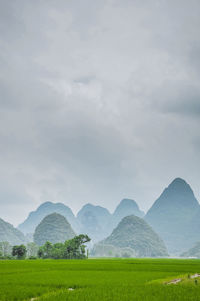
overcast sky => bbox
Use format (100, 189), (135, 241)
(0, 0), (200, 226)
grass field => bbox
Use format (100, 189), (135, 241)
(1, 258), (200, 301)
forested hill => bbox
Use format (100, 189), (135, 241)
(33, 213), (76, 246)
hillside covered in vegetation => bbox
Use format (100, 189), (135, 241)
(34, 213), (76, 246)
(93, 215), (168, 257)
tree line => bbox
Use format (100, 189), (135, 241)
(0, 234), (90, 260)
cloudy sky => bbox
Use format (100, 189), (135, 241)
(0, 0), (200, 226)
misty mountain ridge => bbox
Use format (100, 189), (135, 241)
(181, 241), (200, 258)
(0, 218), (27, 245)
(76, 199), (145, 242)
(1, 177), (200, 256)
(77, 203), (111, 242)
(145, 177), (200, 254)
(18, 201), (79, 234)
(113, 199), (144, 217)
(17, 198), (144, 243)
(111, 198), (144, 228)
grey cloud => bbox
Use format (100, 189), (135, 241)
(150, 81), (200, 117)
(0, 0), (200, 225)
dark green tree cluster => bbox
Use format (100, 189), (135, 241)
(12, 245), (27, 259)
(38, 234), (91, 259)
(0, 242), (40, 260)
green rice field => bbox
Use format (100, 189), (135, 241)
(1, 258), (200, 301)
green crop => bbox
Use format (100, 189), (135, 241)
(1, 258), (200, 301)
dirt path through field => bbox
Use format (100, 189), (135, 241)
(191, 273), (200, 279)
(166, 273), (200, 285)
(166, 278), (181, 285)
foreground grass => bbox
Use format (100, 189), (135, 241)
(0, 258), (200, 300)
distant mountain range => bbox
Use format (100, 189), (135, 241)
(17, 198), (144, 243)
(0, 177), (200, 256)
(77, 199), (145, 242)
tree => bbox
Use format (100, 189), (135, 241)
(26, 242), (39, 258)
(37, 248), (44, 258)
(37, 235), (91, 259)
(37, 241), (53, 259)
(50, 243), (64, 259)
(63, 234), (91, 259)
(12, 245), (27, 259)
(0, 242), (12, 257)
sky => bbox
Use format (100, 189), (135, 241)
(0, 0), (200, 226)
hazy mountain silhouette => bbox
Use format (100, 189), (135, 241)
(33, 213), (76, 246)
(181, 241), (200, 258)
(16, 178), (200, 253)
(77, 203), (111, 242)
(0, 218), (27, 245)
(111, 198), (144, 228)
(145, 178), (200, 254)
(18, 201), (79, 234)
